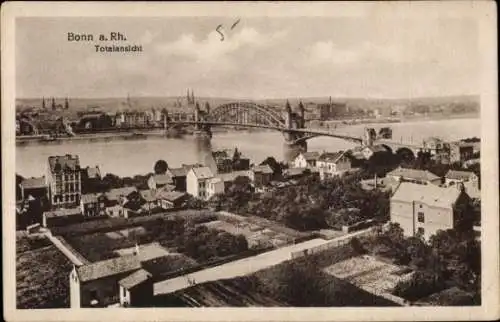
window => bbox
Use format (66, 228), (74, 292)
(417, 227), (425, 236)
(417, 212), (425, 223)
(122, 286), (127, 297)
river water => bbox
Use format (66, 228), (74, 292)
(16, 118), (480, 178)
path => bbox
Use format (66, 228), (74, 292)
(45, 232), (85, 266)
(154, 238), (328, 295)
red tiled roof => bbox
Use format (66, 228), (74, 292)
(388, 167), (440, 181)
(252, 165), (274, 174)
(318, 151), (345, 163)
(76, 255), (141, 282)
(391, 182), (463, 208)
(168, 167), (188, 177)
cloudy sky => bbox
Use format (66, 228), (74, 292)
(16, 15), (479, 99)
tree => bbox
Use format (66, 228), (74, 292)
(154, 159), (168, 175)
(260, 156), (284, 179)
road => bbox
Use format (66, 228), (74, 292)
(154, 238), (328, 295)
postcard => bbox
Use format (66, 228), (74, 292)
(2, 1), (498, 321)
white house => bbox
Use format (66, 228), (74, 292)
(206, 177), (225, 200)
(317, 151), (352, 181)
(186, 166), (215, 200)
(293, 152), (320, 168)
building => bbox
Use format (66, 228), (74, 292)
(216, 170), (253, 192)
(147, 174), (173, 191)
(445, 170), (480, 189)
(186, 166), (215, 200)
(19, 176), (48, 200)
(70, 255), (142, 308)
(46, 155), (82, 208)
(317, 151), (352, 181)
(118, 269), (154, 307)
(386, 167), (442, 186)
(449, 141), (475, 164)
(166, 164), (203, 192)
(156, 190), (188, 209)
(204, 177), (224, 199)
(293, 152), (320, 168)
(81, 166), (102, 194)
(139, 189), (159, 213)
(248, 165), (274, 187)
(390, 182), (472, 240)
(351, 145), (388, 160)
(104, 186), (138, 218)
(80, 193), (107, 217)
(42, 207), (83, 228)
(210, 149), (251, 174)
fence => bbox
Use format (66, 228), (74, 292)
(290, 227), (375, 260)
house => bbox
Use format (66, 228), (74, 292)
(390, 182), (472, 240)
(248, 165), (274, 187)
(351, 145), (388, 160)
(46, 155), (82, 208)
(156, 190), (188, 209)
(42, 207), (83, 228)
(147, 174), (173, 191)
(70, 255), (142, 308)
(81, 166), (102, 193)
(216, 170), (253, 192)
(19, 176), (48, 200)
(283, 167), (314, 180)
(118, 269), (154, 307)
(386, 167), (442, 186)
(80, 193), (107, 217)
(105, 186), (138, 205)
(444, 170), (479, 189)
(122, 191), (147, 218)
(186, 166), (214, 200)
(449, 141), (475, 164)
(317, 151), (352, 181)
(166, 165), (199, 191)
(139, 189), (159, 212)
(293, 152), (320, 168)
(206, 177), (225, 199)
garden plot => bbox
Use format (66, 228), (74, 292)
(323, 255), (414, 298)
(105, 226), (147, 239)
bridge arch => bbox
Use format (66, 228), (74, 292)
(208, 102), (285, 129)
(395, 147), (416, 162)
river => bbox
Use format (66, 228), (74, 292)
(16, 118), (480, 178)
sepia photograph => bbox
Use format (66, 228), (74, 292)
(2, 1), (498, 321)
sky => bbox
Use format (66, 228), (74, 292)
(16, 15), (479, 99)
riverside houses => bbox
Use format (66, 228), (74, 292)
(390, 182), (472, 240)
(293, 152), (320, 168)
(46, 155), (82, 208)
(80, 193), (107, 217)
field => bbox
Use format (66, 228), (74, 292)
(16, 234), (72, 309)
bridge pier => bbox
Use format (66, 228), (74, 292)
(284, 140), (307, 163)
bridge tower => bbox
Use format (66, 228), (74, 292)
(282, 100), (307, 162)
(298, 100), (305, 128)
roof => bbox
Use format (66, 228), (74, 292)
(43, 207), (82, 219)
(76, 255), (141, 283)
(86, 166), (101, 179)
(105, 186), (138, 201)
(251, 165), (274, 174)
(217, 170), (251, 182)
(212, 150), (230, 159)
(387, 167), (440, 181)
(156, 190), (187, 202)
(190, 166), (214, 179)
(140, 189), (157, 202)
(445, 170), (477, 181)
(150, 174), (173, 185)
(168, 167), (188, 177)
(118, 269), (152, 289)
(300, 151), (320, 161)
(391, 182), (463, 209)
(48, 155), (80, 173)
(20, 177), (46, 189)
(80, 193), (105, 204)
(318, 151), (345, 163)
(284, 167), (308, 177)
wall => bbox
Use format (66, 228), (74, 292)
(70, 267), (81, 308)
(185, 171), (198, 198)
(79, 271), (137, 307)
(390, 199), (415, 237)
